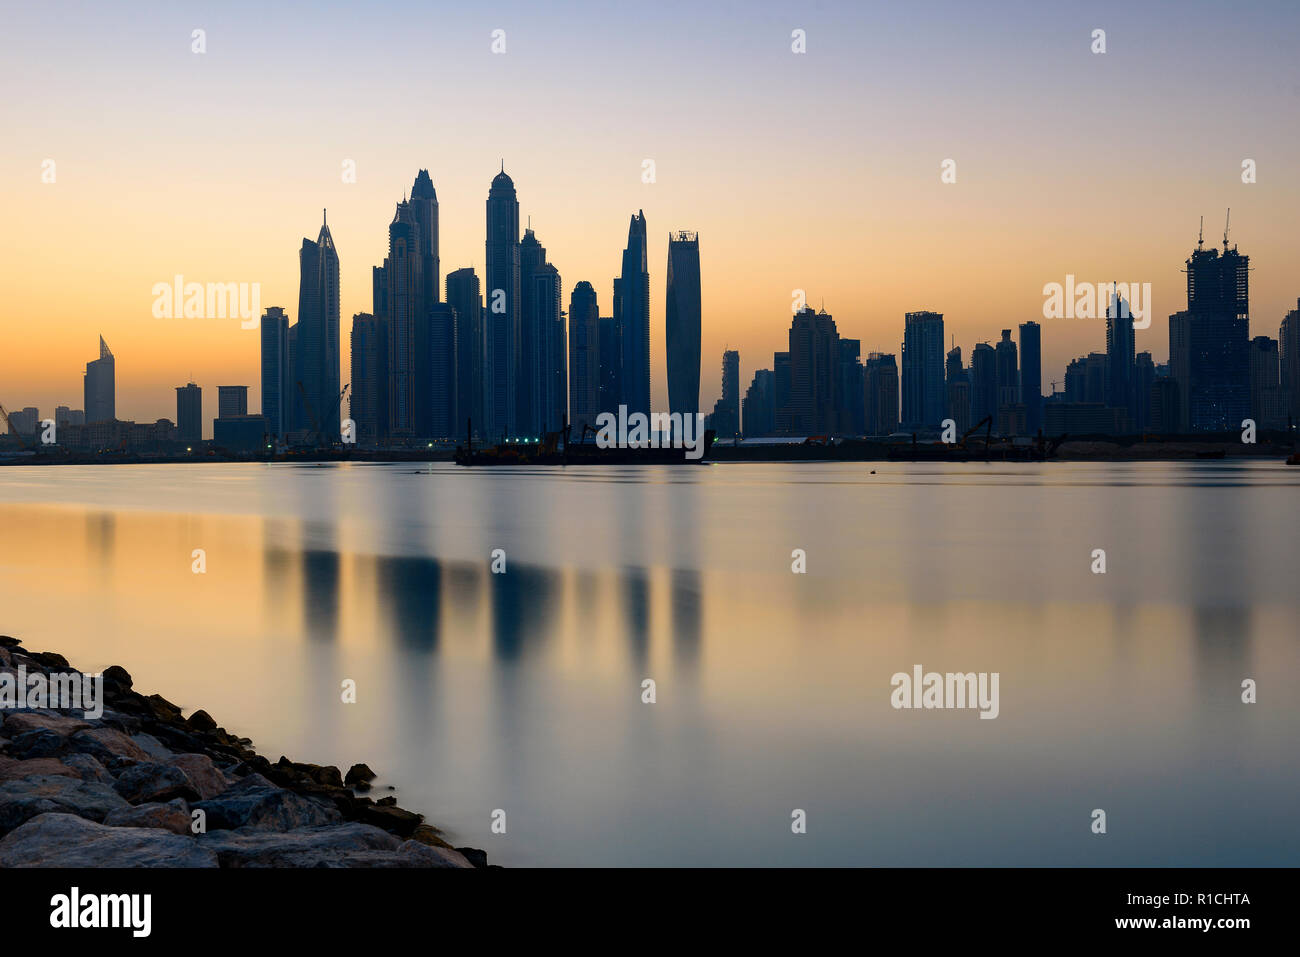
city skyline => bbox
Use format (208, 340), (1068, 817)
(4, 2), (1299, 427)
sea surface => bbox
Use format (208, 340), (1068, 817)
(0, 460), (1296, 866)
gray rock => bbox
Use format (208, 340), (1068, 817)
(200, 822), (401, 867)
(105, 799), (192, 835)
(0, 756), (79, 782)
(0, 774), (129, 833)
(193, 773), (338, 832)
(112, 762), (200, 805)
(59, 753), (116, 784)
(9, 728), (65, 759)
(68, 727), (150, 763)
(167, 753), (228, 800)
(130, 733), (173, 761)
(2, 712), (92, 737)
(0, 812), (216, 867)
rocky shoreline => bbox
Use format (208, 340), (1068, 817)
(0, 635), (488, 868)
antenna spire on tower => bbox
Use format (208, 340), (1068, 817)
(1197, 215), (1204, 249)
(1224, 208), (1231, 250)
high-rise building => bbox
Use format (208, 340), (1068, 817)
(295, 212), (340, 441)
(901, 311), (945, 429)
(617, 210), (651, 416)
(970, 341), (996, 425)
(838, 338), (865, 434)
(84, 336), (115, 424)
(1134, 351), (1155, 432)
(666, 231), (701, 418)
(384, 200), (420, 439)
(1019, 321), (1042, 434)
(864, 353), (899, 435)
(55, 407), (83, 427)
(994, 329), (1019, 409)
(176, 382), (202, 444)
(568, 282), (601, 431)
(1105, 289), (1136, 426)
(446, 268), (483, 438)
(218, 386), (248, 419)
(410, 169), (440, 309)
(1280, 299), (1300, 426)
(349, 312), (387, 446)
(945, 345), (971, 435)
(1173, 229), (1250, 431)
(598, 315), (620, 415)
(708, 349), (740, 437)
(773, 351), (792, 429)
(1248, 336), (1285, 430)
(260, 306), (290, 437)
(778, 307), (841, 435)
(742, 368), (774, 437)
(529, 263), (565, 435)
(485, 167), (521, 438)
(428, 303), (457, 439)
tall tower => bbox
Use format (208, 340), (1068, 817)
(485, 167), (521, 438)
(384, 201), (420, 439)
(446, 267), (483, 437)
(1018, 321), (1042, 434)
(409, 169), (440, 309)
(295, 211), (340, 442)
(84, 336), (115, 424)
(617, 210), (651, 416)
(518, 225), (548, 436)
(901, 311), (944, 429)
(666, 231), (701, 418)
(568, 281), (601, 431)
(260, 307), (290, 437)
(1178, 217), (1250, 431)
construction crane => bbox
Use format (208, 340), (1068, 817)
(0, 403), (36, 451)
(295, 382), (350, 448)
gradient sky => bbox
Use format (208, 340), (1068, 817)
(3, 0), (1298, 430)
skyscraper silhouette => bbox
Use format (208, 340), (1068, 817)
(446, 268), (483, 437)
(384, 200), (420, 438)
(260, 306), (290, 437)
(1018, 321), (1042, 435)
(568, 281), (600, 431)
(84, 336), (114, 424)
(617, 210), (651, 416)
(349, 312), (387, 446)
(175, 382), (201, 444)
(666, 231), (701, 418)
(486, 167), (521, 438)
(902, 311), (944, 429)
(295, 212), (340, 440)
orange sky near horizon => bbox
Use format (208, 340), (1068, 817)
(2, 1), (1298, 431)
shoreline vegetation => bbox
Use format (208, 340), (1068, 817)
(0, 434), (1295, 466)
(0, 635), (489, 868)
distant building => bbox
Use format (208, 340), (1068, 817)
(349, 312), (387, 446)
(1149, 377), (1181, 434)
(175, 383), (202, 444)
(773, 351), (791, 426)
(1105, 291), (1136, 425)
(296, 212), (341, 440)
(568, 281), (601, 432)
(970, 342), (996, 425)
(260, 306), (290, 437)
(485, 167), (521, 438)
(864, 352), (899, 435)
(598, 315), (620, 416)
(838, 338), (865, 434)
(1280, 299), (1300, 426)
(55, 406), (84, 427)
(1249, 336), (1285, 430)
(666, 231), (701, 419)
(742, 368), (775, 437)
(213, 415), (269, 453)
(616, 210), (651, 417)
(945, 346), (971, 435)
(84, 336), (115, 424)
(902, 311), (945, 429)
(708, 349), (740, 438)
(778, 308), (841, 435)
(6, 407), (39, 437)
(446, 267), (482, 437)
(1044, 403), (1128, 435)
(1134, 351), (1155, 432)
(217, 385), (248, 419)
(1019, 321), (1042, 434)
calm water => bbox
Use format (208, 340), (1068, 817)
(0, 461), (1296, 866)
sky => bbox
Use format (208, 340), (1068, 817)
(2, 0), (1298, 429)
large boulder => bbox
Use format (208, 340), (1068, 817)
(104, 799), (192, 835)
(2, 712), (92, 737)
(200, 822), (400, 867)
(167, 753), (229, 800)
(193, 773), (338, 832)
(111, 762), (200, 805)
(0, 775), (129, 833)
(0, 812), (216, 867)
(0, 756), (79, 783)
(68, 727), (150, 763)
